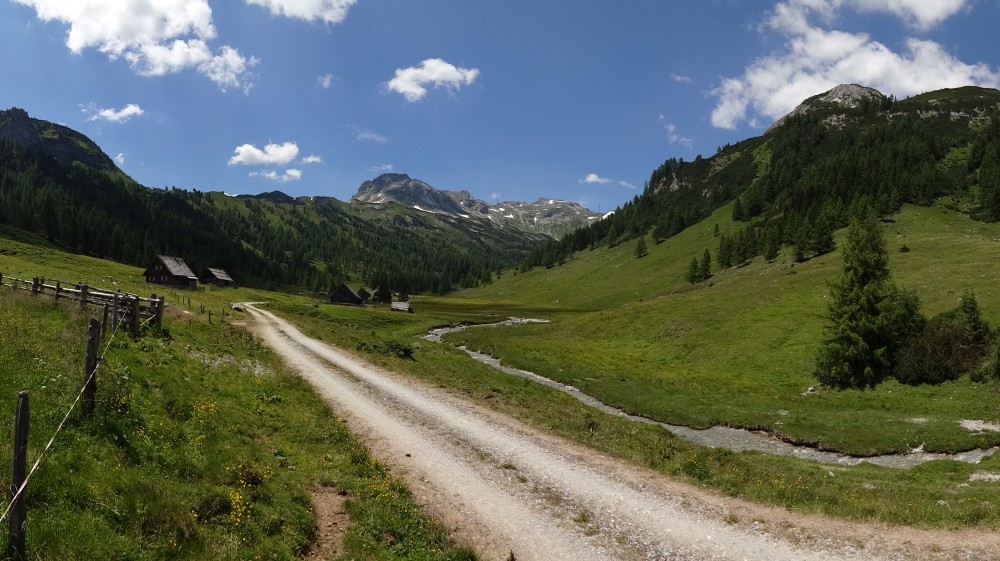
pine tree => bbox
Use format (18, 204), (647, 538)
(699, 249), (711, 280)
(686, 257), (700, 284)
(634, 235), (648, 258)
(814, 208), (923, 388)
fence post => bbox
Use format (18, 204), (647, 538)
(151, 294), (164, 329)
(0, 272), (4, 287)
(8, 390), (29, 561)
(101, 304), (110, 340)
(55, 281), (61, 300)
(82, 318), (100, 419)
(112, 291), (120, 332)
(208, 310), (212, 324)
(79, 284), (89, 308)
(129, 296), (140, 335)
(31, 278), (39, 296)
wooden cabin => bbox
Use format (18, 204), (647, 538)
(144, 255), (198, 288)
(202, 268), (236, 287)
(329, 282), (364, 306)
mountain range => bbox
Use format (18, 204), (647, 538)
(2, 83), (1000, 294)
(351, 173), (600, 238)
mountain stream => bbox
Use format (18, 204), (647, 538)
(423, 318), (999, 469)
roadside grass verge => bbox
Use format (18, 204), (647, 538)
(0, 283), (476, 559)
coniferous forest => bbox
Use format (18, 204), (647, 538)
(0, 133), (538, 295)
(521, 87), (1000, 273)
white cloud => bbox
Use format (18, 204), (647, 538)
(250, 169), (302, 182)
(82, 103), (145, 123)
(245, 0), (356, 24)
(387, 58), (480, 102)
(580, 173), (612, 185)
(660, 118), (694, 148)
(711, 0), (997, 130)
(113, 153), (126, 166)
(13, 0), (256, 91)
(301, 155), (323, 164)
(370, 163), (394, 173)
(228, 142), (300, 166)
(580, 173), (635, 189)
(351, 125), (389, 144)
(671, 74), (695, 85)
(318, 73), (336, 88)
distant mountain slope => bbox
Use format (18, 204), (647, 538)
(0, 107), (117, 171)
(522, 84), (1000, 270)
(351, 173), (601, 239)
(0, 109), (546, 294)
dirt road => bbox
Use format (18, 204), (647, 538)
(245, 304), (998, 561)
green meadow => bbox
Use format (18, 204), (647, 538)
(263, 201), (1000, 527)
(3, 198), (1000, 544)
(0, 227), (476, 560)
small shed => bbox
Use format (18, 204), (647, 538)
(390, 301), (412, 313)
(144, 255), (198, 288)
(203, 268), (236, 287)
(329, 283), (364, 306)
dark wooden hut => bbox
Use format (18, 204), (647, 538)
(144, 255), (198, 288)
(202, 268), (236, 287)
(329, 282), (364, 306)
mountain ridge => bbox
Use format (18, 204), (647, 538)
(0, 107), (118, 171)
(350, 172), (601, 238)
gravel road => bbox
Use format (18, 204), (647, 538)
(245, 304), (999, 561)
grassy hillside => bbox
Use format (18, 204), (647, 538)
(0, 229), (476, 560)
(448, 202), (1000, 455)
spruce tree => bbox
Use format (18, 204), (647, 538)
(814, 208), (923, 388)
(686, 257), (700, 284)
(699, 249), (711, 280)
(634, 235), (648, 258)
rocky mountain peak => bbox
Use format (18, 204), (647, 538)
(817, 84), (885, 106)
(350, 173), (602, 238)
(768, 84), (886, 132)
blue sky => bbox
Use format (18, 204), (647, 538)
(2, 0), (999, 213)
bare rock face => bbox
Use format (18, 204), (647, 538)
(767, 84), (886, 132)
(0, 107), (117, 171)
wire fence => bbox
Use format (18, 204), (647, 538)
(0, 283), (158, 559)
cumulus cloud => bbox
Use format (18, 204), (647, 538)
(387, 58), (480, 102)
(350, 125), (389, 144)
(250, 169), (302, 182)
(82, 103), (145, 123)
(711, 0), (999, 130)
(318, 73), (336, 88)
(245, 0), (356, 24)
(301, 155), (323, 164)
(581, 173), (612, 185)
(671, 74), (696, 85)
(13, 0), (257, 92)
(228, 142), (300, 166)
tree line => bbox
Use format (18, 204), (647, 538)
(0, 137), (533, 295)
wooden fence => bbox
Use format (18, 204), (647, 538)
(0, 274), (164, 333)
